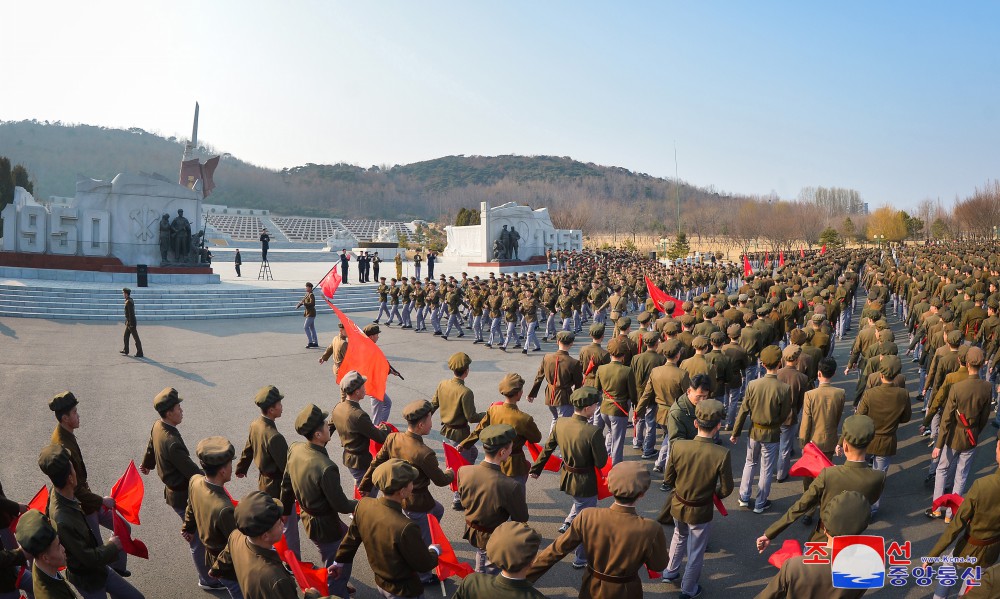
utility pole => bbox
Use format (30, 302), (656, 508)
(674, 143), (680, 235)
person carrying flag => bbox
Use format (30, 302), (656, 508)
(431, 353), (484, 510)
(578, 323), (610, 389)
(528, 331), (584, 435)
(329, 371), (389, 497)
(595, 337), (638, 465)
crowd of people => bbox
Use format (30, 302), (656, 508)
(4, 245), (1000, 598)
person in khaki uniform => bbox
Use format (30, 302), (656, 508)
(856, 357), (911, 513)
(965, 563), (1000, 599)
(679, 336), (719, 395)
(632, 331), (667, 459)
(234, 385), (299, 559)
(641, 339), (692, 473)
(458, 425), (529, 573)
(796, 357), (845, 523)
(578, 323), (610, 388)
(757, 414), (885, 550)
(318, 324), (348, 394)
(529, 331), (584, 434)
(183, 437), (242, 599)
(662, 399), (733, 599)
(731, 345), (792, 514)
(334, 459), (442, 599)
(595, 336), (637, 465)
(527, 462), (668, 599)
(139, 387), (218, 589)
(756, 491), (873, 599)
(359, 400), (454, 584)
(38, 445), (142, 599)
(453, 521), (547, 599)
(15, 509), (75, 599)
(329, 371), (388, 496)
(460, 374), (542, 488)
(431, 352), (484, 509)
(280, 405), (358, 598)
(927, 440), (1000, 599)
(775, 345), (809, 482)
(721, 323), (750, 431)
(528, 387), (607, 568)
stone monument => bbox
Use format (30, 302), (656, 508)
(373, 225), (399, 244)
(444, 201), (582, 265)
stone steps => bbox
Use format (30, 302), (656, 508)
(0, 284), (378, 321)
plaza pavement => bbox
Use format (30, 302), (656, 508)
(0, 289), (990, 598)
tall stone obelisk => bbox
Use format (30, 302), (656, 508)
(181, 102), (199, 164)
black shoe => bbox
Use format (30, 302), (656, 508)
(197, 581), (225, 591)
(442, 336), (448, 341)
(753, 500), (772, 514)
(119, 350), (129, 355)
(680, 585), (704, 599)
(925, 508), (944, 519)
(775, 476), (788, 484)
(484, 344), (493, 348)
(533, 347), (542, 351)
(522, 349), (528, 354)
(134, 353), (144, 358)
(642, 452), (658, 460)
(422, 574), (440, 585)
(433, 331), (441, 336)
(457, 334), (465, 338)
(802, 514), (813, 526)
(660, 482), (670, 492)
(500, 347), (507, 352)
(452, 499), (464, 511)
(542, 337), (549, 342)
(473, 340), (481, 344)
(112, 568), (131, 578)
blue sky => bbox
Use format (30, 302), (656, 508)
(6, 1), (1000, 210)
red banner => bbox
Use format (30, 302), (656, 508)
(110, 461), (144, 525)
(768, 539), (802, 569)
(645, 276), (684, 316)
(442, 444), (471, 492)
(368, 422), (399, 458)
(112, 512), (148, 559)
(318, 265), (342, 301)
(284, 549), (329, 595)
(788, 442), (834, 478)
(328, 304), (391, 402)
(8, 487), (47, 533)
(743, 255), (753, 278)
(526, 441), (562, 473)
(428, 514), (474, 580)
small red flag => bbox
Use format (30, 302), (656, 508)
(646, 567), (662, 579)
(428, 515), (474, 580)
(932, 493), (964, 514)
(820, 244), (827, 255)
(764, 251), (770, 267)
(110, 461), (144, 525)
(713, 494), (728, 516)
(8, 487), (47, 533)
(273, 533), (289, 558)
(743, 255), (753, 278)
(526, 441), (563, 473)
(645, 276), (684, 316)
(112, 512), (148, 559)
(328, 304), (391, 402)
(768, 539), (803, 569)
(353, 486), (362, 500)
(318, 265), (342, 301)
(788, 442), (834, 478)
(284, 549), (329, 595)
(779, 251), (785, 267)
(800, 248), (805, 258)
(368, 422), (398, 458)
(442, 444), (471, 492)
(595, 458), (613, 500)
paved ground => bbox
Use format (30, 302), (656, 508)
(0, 290), (991, 598)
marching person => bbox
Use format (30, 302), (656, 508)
(578, 323), (610, 388)
(329, 371), (388, 496)
(120, 288), (143, 358)
(431, 353), (484, 510)
(14, 509), (71, 599)
(318, 323), (348, 394)
(595, 337), (637, 465)
(641, 339), (692, 474)
(796, 357), (846, 523)
(296, 282), (319, 349)
(234, 248), (241, 277)
(529, 331), (584, 435)
(855, 355), (911, 514)
(453, 521), (547, 599)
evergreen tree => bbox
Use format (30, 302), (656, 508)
(819, 227), (842, 248)
(668, 232), (690, 260)
(11, 164), (33, 195)
(0, 157), (12, 232)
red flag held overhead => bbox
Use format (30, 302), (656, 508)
(428, 515), (474, 580)
(110, 461), (145, 525)
(318, 265), (342, 301)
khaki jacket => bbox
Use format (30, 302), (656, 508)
(938, 376), (993, 452)
(596, 361), (637, 417)
(48, 490), (119, 592)
(234, 416), (289, 497)
(639, 362), (691, 426)
(458, 462), (528, 549)
(732, 374), (792, 443)
(359, 432), (453, 513)
(856, 385), (911, 456)
(758, 556), (867, 599)
(798, 383), (845, 453)
(182, 476), (237, 569)
(329, 400), (387, 471)
(528, 415), (607, 498)
(431, 378), (484, 443)
(223, 530), (322, 599)
(51, 426), (103, 515)
(140, 420), (203, 510)
(280, 442), (356, 543)
(459, 403), (541, 478)
(578, 343), (610, 387)
(454, 574), (546, 599)
(664, 436), (734, 525)
(529, 350), (583, 407)
(929, 470), (1000, 565)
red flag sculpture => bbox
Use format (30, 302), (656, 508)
(442, 444), (471, 492)
(428, 515), (474, 580)
(8, 487), (47, 533)
(284, 550), (329, 595)
(768, 539), (803, 569)
(743, 255), (753, 278)
(318, 265), (342, 301)
(368, 422), (399, 458)
(112, 512), (149, 559)
(110, 461), (144, 525)
(329, 305), (391, 402)
(526, 442), (563, 473)
(932, 493), (964, 514)
(788, 442), (834, 478)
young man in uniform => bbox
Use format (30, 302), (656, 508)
(595, 337), (638, 465)
(121, 287), (143, 358)
(431, 353), (484, 510)
(453, 521), (547, 599)
(14, 510), (73, 599)
(578, 323), (610, 389)
(529, 331), (584, 435)
(856, 356), (911, 514)
(329, 371), (388, 496)
(641, 339), (692, 474)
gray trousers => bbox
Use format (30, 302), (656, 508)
(935, 446), (975, 518)
(488, 316), (503, 345)
(739, 439), (778, 510)
(776, 424), (797, 479)
(655, 425), (672, 470)
(546, 313), (557, 338)
(724, 385), (742, 430)
(503, 321), (517, 349)
(370, 394), (392, 427)
(600, 414), (629, 465)
(472, 315), (483, 340)
(564, 495), (597, 563)
(634, 405), (658, 455)
(474, 547), (499, 574)
(444, 313), (462, 337)
(375, 301), (390, 322)
(523, 321), (540, 350)
(75, 567), (144, 599)
(315, 536), (353, 599)
(548, 404), (574, 436)
(87, 509), (127, 573)
(666, 520), (713, 596)
(872, 455), (891, 512)
(415, 306), (426, 330)
(404, 501), (445, 583)
(401, 301), (413, 327)
(304, 316), (318, 345)
(171, 506), (216, 586)
(387, 304), (401, 324)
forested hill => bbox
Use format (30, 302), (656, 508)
(0, 120), (749, 230)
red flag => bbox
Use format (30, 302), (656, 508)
(8, 487), (47, 533)
(779, 251), (785, 267)
(353, 486), (362, 500)
(224, 488), (239, 507)
(318, 265), (342, 301)
(368, 422), (399, 458)
(428, 515), (474, 580)
(273, 534), (289, 558)
(112, 512), (148, 559)
(799, 248), (805, 258)
(764, 251), (770, 267)
(595, 458), (613, 500)
(646, 567), (662, 579)
(820, 244), (827, 255)
(932, 493), (964, 514)
(743, 255), (753, 278)
(768, 539), (803, 569)
(788, 442), (834, 478)
(442, 444), (471, 492)
(284, 549), (329, 595)
(328, 304), (391, 402)
(526, 441), (563, 473)
(713, 494), (728, 516)
(644, 276), (684, 316)
(110, 461), (144, 525)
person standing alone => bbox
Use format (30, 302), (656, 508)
(297, 282), (318, 348)
(120, 287), (143, 358)
(234, 249), (242, 277)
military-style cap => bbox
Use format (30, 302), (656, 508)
(782, 344), (801, 361)
(570, 386), (601, 408)
(154, 387), (183, 413)
(841, 414), (875, 448)
(372, 458), (419, 494)
(877, 355), (902, 379)
(363, 323), (381, 337)
(709, 331), (727, 346)
(663, 301), (676, 313)
(589, 323), (606, 338)
(957, 344), (970, 364)
(642, 331), (661, 346)
(15, 510), (57, 556)
(966, 346), (985, 368)
(930, 296), (943, 308)
(486, 522), (541, 572)
(448, 352), (472, 371)
(727, 324), (742, 338)
(811, 313), (825, 322)
(234, 491), (283, 537)
(637, 311), (652, 324)
(48, 391), (78, 413)
(606, 462), (650, 498)
(481, 424), (516, 453)
(821, 491), (872, 536)
(403, 399), (433, 423)
(663, 321), (681, 335)
(556, 331), (575, 344)
(691, 336), (710, 350)
(760, 345), (782, 368)
(661, 338), (684, 357)
(617, 316), (632, 330)
(607, 337), (628, 357)
(254, 385), (284, 409)
(294, 404), (328, 437)
(738, 293), (749, 302)
(680, 315), (696, 327)
(38, 444), (72, 481)
(695, 398), (725, 424)
(498, 373), (525, 395)
(196, 436), (235, 466)
(946, 330), (962, 346)
(789, 329), (807, 345)
(340, 371), (367, 395)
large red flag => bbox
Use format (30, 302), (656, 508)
(428, 515), (474, 580)
(768, 539), (803, 569)
(764, 251), (770, 268)
(525, 442), (563, 473)
(328, 304), (390, 402)
(284, 550), (329, 595)
(820, 244), (827, 255)
(368, 422), (399, 458)
(644, 276), (684, 316)
(318, 265), (342, 301)
(788, 442), (834, 478)
(779, 251), (785, 267)
(8, 487), (47, 533)
(110, 461), (144, 525)
(743, 255), (753, 278)
(442, 444), (471, 492)
(112, 512), (148, 559)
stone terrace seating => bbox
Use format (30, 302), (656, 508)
(204, 215), (264, 241)
(341, 220), (421, 242)
(271, 217), (344, 242)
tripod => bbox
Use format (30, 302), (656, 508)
(258, 259), (273, 281)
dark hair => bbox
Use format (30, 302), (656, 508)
(818, 357), (837, 379)
(202, 463), (225, 477)
(55, 409), (72, 422)
(453, 366), (469, 377)
(49, 466), (71, 489)
(485, 441), (513, 458)
(156, 407), (172, 418)
(305, 282), (313, 289)
(613, 494), (640, 504)
(690, 374), (713, 393)
(122, 287), (131, 296)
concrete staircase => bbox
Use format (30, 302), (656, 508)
(0, 283), (380, 321)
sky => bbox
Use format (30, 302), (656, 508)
(6, 1), (1000, 210)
